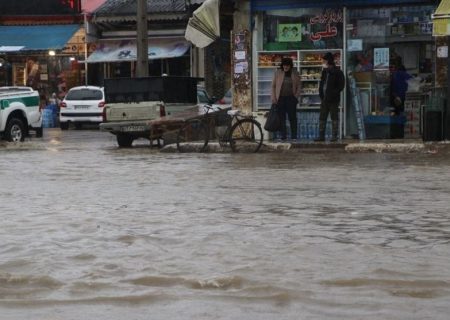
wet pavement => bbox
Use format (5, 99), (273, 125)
(1, 128), (450, 320)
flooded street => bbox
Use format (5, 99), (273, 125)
(1, 129), (450, 319)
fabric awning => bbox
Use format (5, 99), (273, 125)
(433, 0), (450, 36)
(86, 37), (190, 63)
(185, 0), (220, 48)
(0, 25), (80, 52)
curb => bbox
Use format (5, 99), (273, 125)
(160, 141), (445, 153)
(345, 143), (426, 153)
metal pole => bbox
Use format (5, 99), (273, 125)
(84, 13), (88, 85)
(136, 0), (149, 77)
(342, 6), (347, 139)
(446, 35), (450, 139)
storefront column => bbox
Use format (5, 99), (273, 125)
(444, 35), (450, 140)
(343, 6), (348, 138)
(233, 0), (252, 114)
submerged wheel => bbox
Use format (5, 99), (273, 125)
(116, 133), (134, 148)
(5, 118), (25, 142)
(176, 119), (208, 153)
(60, 122), (69, 130)
(229, 119), (263, 153)
(35, 126), (43, 138)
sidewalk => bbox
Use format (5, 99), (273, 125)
(162, 138), (450, 153)
(274, 138), (449, 153)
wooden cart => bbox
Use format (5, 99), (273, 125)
(145, 105), (229, 147)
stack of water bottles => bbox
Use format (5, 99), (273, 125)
(298, 111), (332, 140)
(41, 103), (59, 128)
(273, 111), (331, 141)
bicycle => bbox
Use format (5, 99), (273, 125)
(176, 105), (263, 153)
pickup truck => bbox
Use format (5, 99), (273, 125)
(0, 86), (43, 142)
(100, 76), (201, 147)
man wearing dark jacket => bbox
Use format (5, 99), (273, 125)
(315, 52), (345, 142)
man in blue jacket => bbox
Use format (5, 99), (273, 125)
(391, 64), (412, 115)
(315, 52), (345, 142)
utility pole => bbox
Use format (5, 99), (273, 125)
(83, 12), (88, 84)
(233, 1), (252, 114)
(136, 0), (149, 77)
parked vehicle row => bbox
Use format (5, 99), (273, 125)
(1, 82), (228, 145)
(57, 85), (218, 130)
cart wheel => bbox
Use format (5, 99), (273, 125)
(150, 137), (164, 148)
(176, 119), (208, 153)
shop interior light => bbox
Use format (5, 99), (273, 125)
(48, 50), (56, 56)
(69, 57), (76, 61)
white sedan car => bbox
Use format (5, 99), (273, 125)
(59, 86), (105, 130)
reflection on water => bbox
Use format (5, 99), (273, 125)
(1, 130), (450, 319)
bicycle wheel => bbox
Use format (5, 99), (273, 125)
(215, 113), (232, 148)
(229, 118), (263, 153)
(218, 126), (231, 148)
(176, 119), (209, 152)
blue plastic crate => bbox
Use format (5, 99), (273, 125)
(364, 115), (406, 139)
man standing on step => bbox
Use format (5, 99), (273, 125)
(315, 52), (345, 142)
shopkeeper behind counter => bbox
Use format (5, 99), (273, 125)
(391, 64), (412, 115)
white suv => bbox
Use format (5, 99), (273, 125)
(59, 86), (105, 130)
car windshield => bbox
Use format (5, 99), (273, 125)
(66, 89), (102, 101)
(197, 89), (210, 103)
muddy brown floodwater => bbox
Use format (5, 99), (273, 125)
(1, 129), (449, 320)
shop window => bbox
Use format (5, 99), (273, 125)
(346, 5), (436, 139)
(113, 62), (131, 78)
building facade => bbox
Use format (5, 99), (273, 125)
(0, 1), (86, 102)
(250, 0), (440, 140)
(86, 0), (234, 100)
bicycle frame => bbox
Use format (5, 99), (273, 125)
(177, 104), (263, 153)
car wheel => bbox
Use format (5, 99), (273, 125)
(35, 126), (43, 138)
(60, 122), (69, 130)
(117, 134), (134, 147)
(5, 118), (25, 142)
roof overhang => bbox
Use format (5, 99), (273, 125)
(0, 24), (81, 52)
(101, 29), (186, 40)
(92, 12), (187, 23)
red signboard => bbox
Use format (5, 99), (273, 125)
(0, 0), (81, 14)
